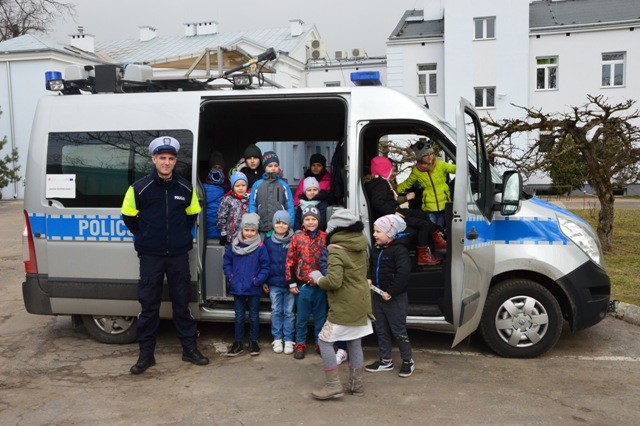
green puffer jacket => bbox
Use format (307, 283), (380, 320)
(397, 160), (456, 213)
(317, 230), (372, 326)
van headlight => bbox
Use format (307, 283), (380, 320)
(558, 217), (602, 266)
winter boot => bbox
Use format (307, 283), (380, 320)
(311, 369), (344, 400)
(432, 230), (447, 250)
(344, 367), (364, 396)
(417, 245), (439, 266)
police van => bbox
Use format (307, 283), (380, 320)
(22, 65), (610, 358)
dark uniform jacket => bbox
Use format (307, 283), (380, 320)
(121, 169), (201, 256)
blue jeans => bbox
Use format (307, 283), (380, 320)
(269, 286), (295, 342)
(233, 295), (260, 342)
(295, 284), (327, 345)
(428, 211), (445, 228)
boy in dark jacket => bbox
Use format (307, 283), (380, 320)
(365, 214), (415, 378)
(223, 213), (270, 357)
(263, 210), (296, 355)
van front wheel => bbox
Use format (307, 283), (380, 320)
(480, 279), (563, 358)
(81, 315), (137, 344)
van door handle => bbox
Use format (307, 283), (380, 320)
(467, 227), (479, 240)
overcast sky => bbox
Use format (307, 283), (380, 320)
(51, 0), (433, 57)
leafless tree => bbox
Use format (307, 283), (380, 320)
(483, 95), (640, 251)
(0, 0), (75, 41)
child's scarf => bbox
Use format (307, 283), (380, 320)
(231, 233), (261, 255)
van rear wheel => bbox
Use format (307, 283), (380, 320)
(81, 315), (137, 344)
(480, 279), (562, 358)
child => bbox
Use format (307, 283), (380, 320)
(223, 213), (270, 357)
(239, 144), (265, 189)
(294, 176), (329, 231)
(249, 151), (295, 234)
(285, 206), (327, 360)
(293, 153), (331, 206)
(397, 138), (456, 229)
(308, 208), (373, 400)
(318, 244), (348, 366)
(203, 151), (227, 239)
(262, 210), (296, 355)
(217, 171), (249, 245)
(365, 214), (415, 378)
(365, 156), (440, 265)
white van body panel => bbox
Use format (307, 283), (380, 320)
(21, 85), (610, 356)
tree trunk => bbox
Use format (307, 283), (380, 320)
(596, 189), (614, 252)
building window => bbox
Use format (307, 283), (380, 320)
(474, 87), (495, 108)
(417, 63), (437, 95)
(536, 57), (558, 90)
(474, 17), (495, 40)
(324, 81), (340, 87)
(602, 52), (625, 87)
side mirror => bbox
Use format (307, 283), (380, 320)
(500, 171), (522, 216)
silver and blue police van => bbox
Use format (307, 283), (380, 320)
(22, 66), (610, 358)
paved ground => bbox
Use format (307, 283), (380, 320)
(2, 200), (640, 425)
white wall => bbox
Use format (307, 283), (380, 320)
(443, 0), (530, 123)
(305, 61), (387, 88)
(387, 40), (445, 115)
(530, 27), (640, 112)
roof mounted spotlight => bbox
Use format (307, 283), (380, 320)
(232, 73), (252, 89)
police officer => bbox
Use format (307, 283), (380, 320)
(121, 136), (209, 374)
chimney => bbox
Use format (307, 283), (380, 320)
(196, 21), (219, 36)
(69, 26), (95, 53)
(289, 19), (304, 37)
(139, 26), (158, 42)
(184, 22), (196, 37)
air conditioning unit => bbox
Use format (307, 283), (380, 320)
(351, 48), (367, 59)
(335, 50), (349, 60)
(309, 39), (327, 60)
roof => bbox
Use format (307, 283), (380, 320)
(96, 24), (316, 64)
(388, 10), (444, 41)
(389, 1), (640, 42)
(530, 0), (640, 29)
(0, 34), (101, 61)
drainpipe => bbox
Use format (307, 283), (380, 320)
(4, 61), (19, 198)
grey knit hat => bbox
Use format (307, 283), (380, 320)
(326, 208), (357, 234)
(240, 213), (260, 230)
(272, 210), (290, 226)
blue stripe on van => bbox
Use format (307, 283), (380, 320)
(28, 213), (133, 241)
(466, 215), (568, 247)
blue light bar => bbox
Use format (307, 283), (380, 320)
(350, 71), (381, 86)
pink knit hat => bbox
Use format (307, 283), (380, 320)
(374, 214), (407, 239)
(370, 156), (393, 180)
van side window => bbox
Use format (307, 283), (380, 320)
(46, 130), (193, 207)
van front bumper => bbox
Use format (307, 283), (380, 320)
(557, 260), (610, 331)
